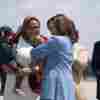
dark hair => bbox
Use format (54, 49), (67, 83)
(47, 14), (65, 32)
(55, 14), (65, 17)
(0, 25), (13, 37)
(71, 21), (79, 43)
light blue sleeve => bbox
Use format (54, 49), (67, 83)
(31, 38), (54, 59)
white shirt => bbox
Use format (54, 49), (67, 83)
(16, 37), (33, 67)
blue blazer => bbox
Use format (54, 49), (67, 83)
(31, 36), (75, 100)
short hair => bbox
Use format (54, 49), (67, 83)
(0, 25), (13, 36)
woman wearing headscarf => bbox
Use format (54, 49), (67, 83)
(31, 14), (76, 100)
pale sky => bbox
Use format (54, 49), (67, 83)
(0, 0), (100, 58)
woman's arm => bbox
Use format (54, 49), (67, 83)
(31, 38), (55, 59)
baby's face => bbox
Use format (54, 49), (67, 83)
(48, 21), (57, 34)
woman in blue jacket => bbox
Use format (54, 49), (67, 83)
(31, 14), (76, 100)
